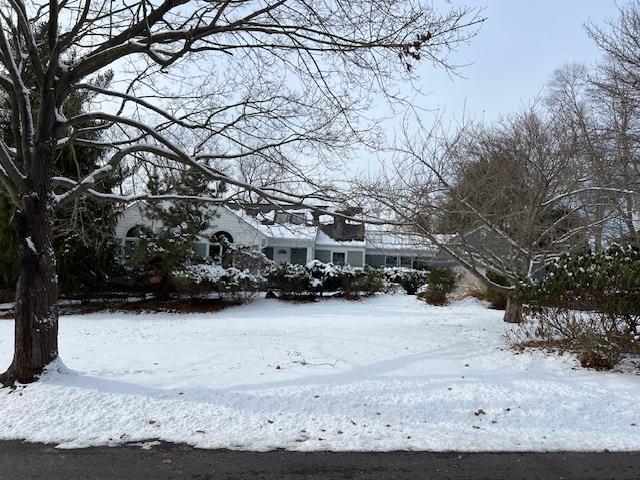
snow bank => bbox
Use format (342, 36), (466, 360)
(0, 295), (638, 451)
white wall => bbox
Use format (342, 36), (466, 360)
(114, 203), (160, 238)
(114, 204), (267, 247)
(202, 208), (266, 247)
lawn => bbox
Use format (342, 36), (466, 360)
(0, 294), (638, 451)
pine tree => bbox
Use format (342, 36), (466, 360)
(0, 25), (121, 295)
(131, 169), (220, 297)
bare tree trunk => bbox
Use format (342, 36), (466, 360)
(503, 295), (523, 324)
(0, 194), (59, 386)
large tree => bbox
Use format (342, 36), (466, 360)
(0, 69), (122, 295)
(361, 107), (598, 323)
(0, 1), (481, 385)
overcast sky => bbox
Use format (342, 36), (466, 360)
(415, 0), (626, 123)
(351, 0), (628, 175)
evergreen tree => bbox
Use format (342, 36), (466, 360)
(131, 168), (221, 297)
(0, 24), (121, 294)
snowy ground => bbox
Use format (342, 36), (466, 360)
(0, 294), (639, 451)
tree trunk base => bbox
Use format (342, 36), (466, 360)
(0, 371), (14, 388)
(503, 296), (524, 323)
(0, 367), (22, 388)
(1, 364), (39, 387)
(1, 356), (59, 387)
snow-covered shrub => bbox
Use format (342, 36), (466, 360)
(171, 263), (264, 303)
(418, 268), (456, 305)
(266, 261), (384, 298)
(383, 267), (429, 295)
(221, 245), (273, 272)
(514, 245), (640, 369)
(334, 264), (385, 297)
(265, 263), (315, 297)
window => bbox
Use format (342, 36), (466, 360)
(315, 249), (331, 263)
(289, 213), (305, 225)
(123, 225), (145, 256)
(193, 243), (207, 258)
(347, 251), (364, 267)
(209, 231), (234, 260)
(274, 212), (289, 224)
(365, 254), (385, 267)
(125, 225), (145, 238)
(385, 256), (399, 267)
(332, 252), (346, 265)
(274, 212), (305, 225)
(413, 258), (431, 270)
(400, 256), (413, 268)
(290, 248), (308, 265)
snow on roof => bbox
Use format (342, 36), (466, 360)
(230, 207), (317, 240)
(365, 229), (441, 255)
(315, 230), (366, 248)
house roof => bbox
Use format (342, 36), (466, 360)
(364, 229), (443, 256)
(230, 207), (318, 240)
(315, 230), (366, 248)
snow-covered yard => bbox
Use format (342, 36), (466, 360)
(0, 294), (638, 451)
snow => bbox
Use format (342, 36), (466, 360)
(0, 294), (639, 451)
(231, 207), (318, 240)
(315, 230), (366, 247)
(25, 236), (36, 253)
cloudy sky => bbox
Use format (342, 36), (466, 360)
(415, 0), (625, 123)
(350, 0), (629, 175)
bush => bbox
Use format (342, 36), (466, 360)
(265, 263), (316, 297)
(513, 245), (640, 370)
(383, 267), (429, 295)
(221, 245), (272, 272)
(266, 261), (385, 299)
(171, 263), (264, 304)
(419, 268), (456, 305)
(509, 307), (639, 370)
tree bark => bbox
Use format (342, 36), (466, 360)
(503, 295), (523, 324)
(0, 195), (59, 386)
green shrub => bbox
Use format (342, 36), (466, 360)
(265, 263), (315, 297)
(383, 267), (430, 295)
(171, 263), (264, 304)
(420, 268), (456, 305)
(513, 245), (640, 370)
(266, 261), (385, 298)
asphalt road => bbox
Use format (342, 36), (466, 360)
(1, 441), (639, 480)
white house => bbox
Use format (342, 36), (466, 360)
(114, 202), (444, 268)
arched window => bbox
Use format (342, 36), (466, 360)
(126, 225), (146, 238)
(209, 231), (234, 259)
(123, 225), (146, 255)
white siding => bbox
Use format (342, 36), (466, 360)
(114, 203), (162, 238)
(114, 204), (267, 248)
(202, 208), (266, 247)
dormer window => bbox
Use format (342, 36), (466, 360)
(274, 212), (289, 224)
(274, 212), (306, 225)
